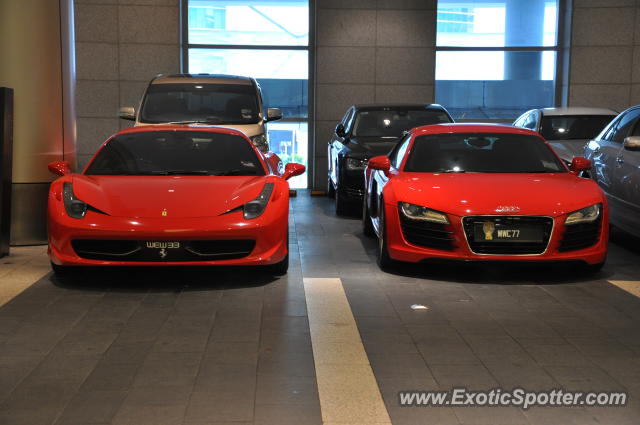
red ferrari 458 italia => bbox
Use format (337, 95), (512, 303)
(47, 126), (305, 274)
(363, 124), (609, 270)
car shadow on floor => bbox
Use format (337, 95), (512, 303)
(49, 266), (281, 293)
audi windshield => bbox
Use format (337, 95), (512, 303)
(405, 133), (565, 173)
(352, 109), (452, 138)
(85, 131), (265, 176)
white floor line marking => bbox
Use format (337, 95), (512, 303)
(608, 280), (640, 298)
(303, 277), (392, 425)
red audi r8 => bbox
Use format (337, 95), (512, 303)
(363, 124), (609, 270)
(47, 126), (304, 274)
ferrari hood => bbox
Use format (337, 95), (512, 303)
(394, 172), (604, 217)
(71, 175), (267, 218)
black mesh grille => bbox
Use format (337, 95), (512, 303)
(399, 210), (455, 251)
(558, 216), (601, 252)
(462, 216), (553, 255)
(71, 239), (255, 262)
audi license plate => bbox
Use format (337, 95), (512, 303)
(473, 223), (543, 243)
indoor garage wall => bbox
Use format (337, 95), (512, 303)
(74, 0), (181, 170)
(312, 0), (437, 189)
(568, 0), (640, 112)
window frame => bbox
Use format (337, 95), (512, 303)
(180, 0), (315, 187)
(434, 0), (570, 117)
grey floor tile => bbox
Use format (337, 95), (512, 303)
(254, 403), (322, 425)
(255, 373), (319, 405)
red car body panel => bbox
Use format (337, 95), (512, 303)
(48, 126), (292, 267)
(365, 123), (609, 265)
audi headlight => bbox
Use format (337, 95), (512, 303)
(400, 202), (449, 224)
(345, 157), (367, 171)
(243, 183), (274, 219)
(564, 203), (601, 225)
(63, 182), (87, 219)
(250, 134), (269, 151)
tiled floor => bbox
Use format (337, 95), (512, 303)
(1, 193), (640, 425)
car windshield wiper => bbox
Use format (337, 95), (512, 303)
(166, 119), (222, 125)
(211, 169), (258, 176)
(436, 169), (466, 173)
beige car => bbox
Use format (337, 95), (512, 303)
(118, 74), (282, 152)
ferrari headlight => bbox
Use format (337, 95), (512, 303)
(345, 157), (367, 171)
(564, 203), (601, 225)
(63, 182), (87, 219)
(250, 134), (269, 152)
(243, 183), (274, 220)
(400, 202), (449, 224)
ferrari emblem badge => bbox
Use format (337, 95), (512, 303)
(159, 248), (167, 259)
(161, 209), (168, 217)
(482, 221), (495, 240)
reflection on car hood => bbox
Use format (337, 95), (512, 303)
(72, 174), (267, 218)
(348, 137), (401, 158)
(548, 139), (589, 162)
(393, 172), (604, 217)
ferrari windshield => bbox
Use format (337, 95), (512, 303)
(85, 131), (265, 176)
(539, 115), (615, 140)
(404, 133), (565, 173)
(352, 109), (451, 138)
(139, 83), (260, 124)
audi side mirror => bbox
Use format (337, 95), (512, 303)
(368, 155), (391, 174)
(283, 163), (305, 180)
(266, 108), (282, 122)
(623, 136), (640, 151)
(48, 161), (71, 176)
(335, 123), (346, 138)
(570, 156), (591, 173)
(118, 106), (136, 121)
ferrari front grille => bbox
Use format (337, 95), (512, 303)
(71, 239), (255, 262)
(462, 216), (553, 255)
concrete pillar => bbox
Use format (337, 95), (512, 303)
(0, 0), (76, 245)
(504, 0), (546, 80)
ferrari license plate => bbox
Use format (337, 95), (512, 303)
(143, 241), (182, 260)
(473, 224), (543, 243)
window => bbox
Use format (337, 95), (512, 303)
(435, 0), (560, 120)
(185, 0), (310, 188)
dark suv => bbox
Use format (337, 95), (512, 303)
(328, 104), (453, 214)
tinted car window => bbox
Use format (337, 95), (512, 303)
(389, 136), (411, 169)
(86, 131), (265, 176)
(610, 110), (640, 143)
(352, 110), (451, 138)
(539, 115), (615, 140)
(405, 133), (565, 173)
(139, 83), (260, 124)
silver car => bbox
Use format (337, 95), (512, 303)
(513, 107), (617, 165)
(584, 106), (640, 238)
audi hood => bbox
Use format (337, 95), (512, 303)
(391, 172), (605, 217)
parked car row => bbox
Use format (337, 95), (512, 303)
(46, 71), (638, 275)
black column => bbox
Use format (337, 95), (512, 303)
(0, 87), (14, 257)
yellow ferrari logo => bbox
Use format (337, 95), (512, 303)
(161, 209), (168, 217)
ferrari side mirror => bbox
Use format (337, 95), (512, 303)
(48, 161), (71, 176)
(283, 163), (305, 180)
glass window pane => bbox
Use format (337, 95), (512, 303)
(188, 0), (309, 46)
(189, 48), (308, 118)
(435, 51), (556, 119)
(266, 121), (308, 188)
(436, 0), (558, 47)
